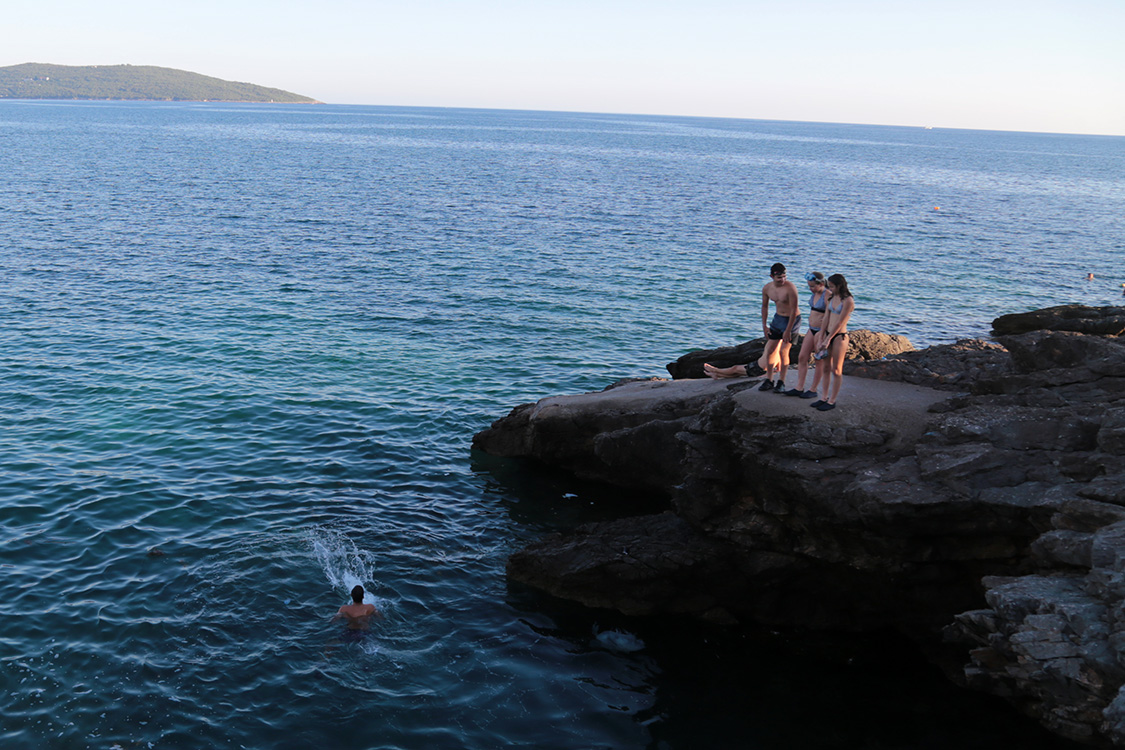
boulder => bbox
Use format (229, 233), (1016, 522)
(992, 305), (1125, 337)
(666, 329), (914, 379)
(665, 339), (769, 380)
(846, 329), (916, 360)
(845, 338), (1011, 390)
(998, 330), (1125, 373)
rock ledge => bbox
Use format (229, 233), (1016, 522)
(473, 305), (1125, 746)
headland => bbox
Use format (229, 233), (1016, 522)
(474, 305), (1125, 746)
(0, 63), (319, 103)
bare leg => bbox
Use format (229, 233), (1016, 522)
(824, 334), (848, 404)
(794, 335), (815, 391)
(703, 363), (748, 379)
(776, 340), (794, 386)
(809, 357), (824, 393)
(762, 339), (781, 383)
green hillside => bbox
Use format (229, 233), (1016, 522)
(0, 63), (319, 103)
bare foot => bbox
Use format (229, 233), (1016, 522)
(703, 363), (746, 379)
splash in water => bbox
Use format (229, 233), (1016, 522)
(308, 526), (380, 607)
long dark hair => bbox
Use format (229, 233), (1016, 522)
(828, 273), (851, 299)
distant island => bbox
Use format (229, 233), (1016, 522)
(0, 63), (320, 103)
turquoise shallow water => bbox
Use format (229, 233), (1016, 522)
(1, 101), (1120, 748)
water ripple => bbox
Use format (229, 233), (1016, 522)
(0, 101), (1108, 749)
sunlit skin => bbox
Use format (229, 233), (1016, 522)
(333, 585), (379, 630)
(702, 362), (748, 378)
(703, 266), (798, 382)
(792, 276), (828, 395)
(816, 278), (855, 407)
(760, 270), (800, 387)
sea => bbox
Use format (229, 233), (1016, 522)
(1, 100), (1120, 750)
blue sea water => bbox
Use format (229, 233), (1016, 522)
(1, 100), (1120, 749)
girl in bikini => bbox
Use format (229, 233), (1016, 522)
(811, 274), (854, 412)
(786, 272), (828, 399)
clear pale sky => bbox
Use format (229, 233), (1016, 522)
(4, 0), (1122, 136)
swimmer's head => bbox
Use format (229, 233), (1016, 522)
(351, 585), (365, 603)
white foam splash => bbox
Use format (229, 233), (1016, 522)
(308, 526), (378, 604)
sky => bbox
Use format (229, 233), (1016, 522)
(3, 0), (1123, 136)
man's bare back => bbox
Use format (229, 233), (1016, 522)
(334, 585), (379, 630)
(336, 602), (377, 629)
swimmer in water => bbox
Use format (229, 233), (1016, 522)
(1086, 273), (1095, 281)
(320, 584), (381, 659)
(333, 584), (378, 630)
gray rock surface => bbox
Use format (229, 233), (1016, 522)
(473, 305), (1125, 745)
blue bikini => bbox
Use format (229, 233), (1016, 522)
(808, 290), (827, 333)
(826, 297), (848, 347)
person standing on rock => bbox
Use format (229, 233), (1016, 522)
(785, 271), (829, 399)
(757, 263), (801, 392)
(703, 263), (800, 386)
(811, 274), (854, 412)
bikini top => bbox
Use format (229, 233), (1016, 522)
(829, 297), (846, 315)
(809, 290), (827, 313)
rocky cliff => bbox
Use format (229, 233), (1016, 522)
(473, 305), (1125, 746)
